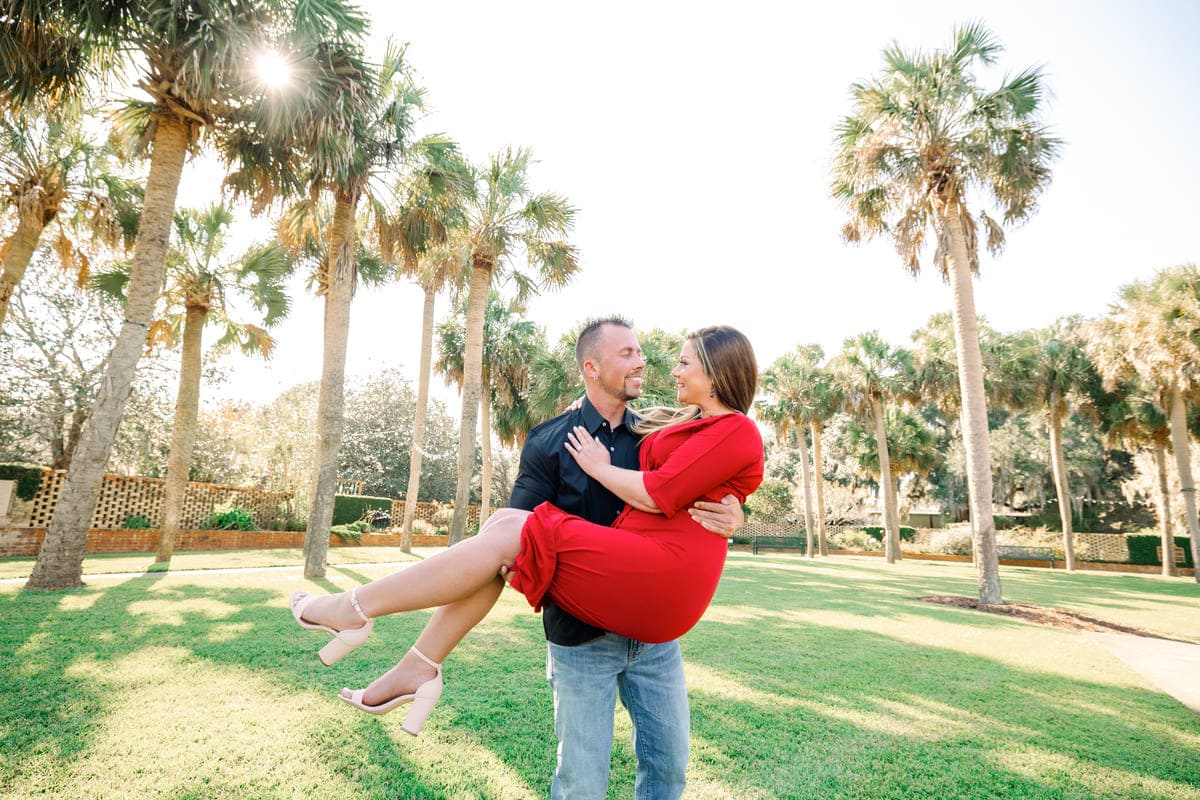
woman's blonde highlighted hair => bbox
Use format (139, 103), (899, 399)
(631, 325), (758, 436)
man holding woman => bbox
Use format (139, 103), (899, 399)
(292, 320), (762, 800)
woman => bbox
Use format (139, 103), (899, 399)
(292, 325), (763, 735)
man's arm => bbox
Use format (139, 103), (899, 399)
(688, 495), (745, 538)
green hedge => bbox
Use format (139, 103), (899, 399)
(332, 494), (392, 526)
(861, 525), (916, 542)
(1126, 535), (1194, 568)
(0, 464), (45, 501)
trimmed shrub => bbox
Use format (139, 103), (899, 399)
(124, 514), (153, 529)
(0, 464), (44, 500)
(831, 529), (883, 551)
(205, 506), (256, 531)
(329, 523), (364, 544)
(332, 494), (392, 526)
(1126, 535), (1194, 568)
(927, 529), (974, 556)
(861, 525), (916, 542)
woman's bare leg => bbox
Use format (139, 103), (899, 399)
(296, 508), (531, 635)
(342, 578), (505, 706)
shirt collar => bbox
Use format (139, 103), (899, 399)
(580, 396), (637, 434)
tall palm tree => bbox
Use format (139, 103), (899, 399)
(831, 22), (1060, 603)
(760, 350), (817, 557)
(228, 37), (443, 577)
(94, 204), (291, 563)
(1089, 266), (1200, 583)
(444, 148), (579, 543)
(436, 290), (542, 521)
(0, 103), (140, 336)
(1015, 318), (1099, 570)
(383, 156), (470, 551)
(1096, 373), (1176, 577)
(831, 331), (913, 563)
(19, 0), (353, 590)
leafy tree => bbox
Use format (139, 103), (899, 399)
(338, 368), (460, 503)
(0, 254), (119, 467)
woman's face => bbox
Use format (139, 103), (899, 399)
(671, 339), (712, 406)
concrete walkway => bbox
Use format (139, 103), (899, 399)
(1084, 632), (1200, 714)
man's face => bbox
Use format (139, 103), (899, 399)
(586, 325), (645, 403)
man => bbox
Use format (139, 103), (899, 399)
(509, 316), (744, 800)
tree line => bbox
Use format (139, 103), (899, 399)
(2, 11), (1196, 598)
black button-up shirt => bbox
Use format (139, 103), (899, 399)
(509, 396), (641, 645)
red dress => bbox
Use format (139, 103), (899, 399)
(509, 412), (764, 643)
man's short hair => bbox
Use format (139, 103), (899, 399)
(575, 316), (634, 369)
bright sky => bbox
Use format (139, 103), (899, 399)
(202, 0), (1200, 408)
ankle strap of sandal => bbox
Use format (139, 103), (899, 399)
(410, 646), (442, 670)
(348, 588), (371, 622)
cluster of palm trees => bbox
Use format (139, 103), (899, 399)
(4, 3), (578, 589)
(757, 286), (1200, 588)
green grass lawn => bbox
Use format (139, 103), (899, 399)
(2, 551), (1198, 799)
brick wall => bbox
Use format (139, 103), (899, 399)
(0, 527), (453, 558)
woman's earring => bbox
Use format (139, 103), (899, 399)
(708, 388), (715, 398)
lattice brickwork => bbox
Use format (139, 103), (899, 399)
(1075, 533), (1130, 563)
(390, 499), (483, 530)
(23, 469), (292, 530)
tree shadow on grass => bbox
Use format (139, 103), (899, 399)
(3, 557), (1198, 799)
(0, 575), (558, 798)
(684, 559), (1200, 800)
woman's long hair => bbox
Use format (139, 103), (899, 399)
(631, 326), (758, 436)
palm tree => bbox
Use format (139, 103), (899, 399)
(831, 22), (1060, 603)
(0, 103), (140, 336)
(383, 157), (470, 551)
(1089, 266), (1200, 583)
(444, 148), (579, 543)
(20, 0), (355, 590)
(760, 349), (818, 557)
(1096, 373), (1176, 577)
(830, 332), (913, 563)
(1015, 318), (1099, 571)
(94, 204), (291, 563)
(436, 290), (543, 521)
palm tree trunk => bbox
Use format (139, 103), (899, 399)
(1047, 395), (1075, 570)
(872, 396), (900, 563)
(811, 421), (828, 556)
(0, 213), (47, 336)
(156, 303), (207, 563)
(795, 425), (816, 558)
(400, 284), (437, 553)
(480, 364), (493, 526)
(1167, 381), (1200, 584)
(25, 116), (189, 591)
(304, 194), (357, 578)
(943, 205), (1002, 603)
(1152, 438), (1176, 578)
(449, 258), (493, 544)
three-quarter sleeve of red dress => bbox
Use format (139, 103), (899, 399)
(641, 415), (763, 517)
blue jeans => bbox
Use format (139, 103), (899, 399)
(547, 635), (689, 800)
